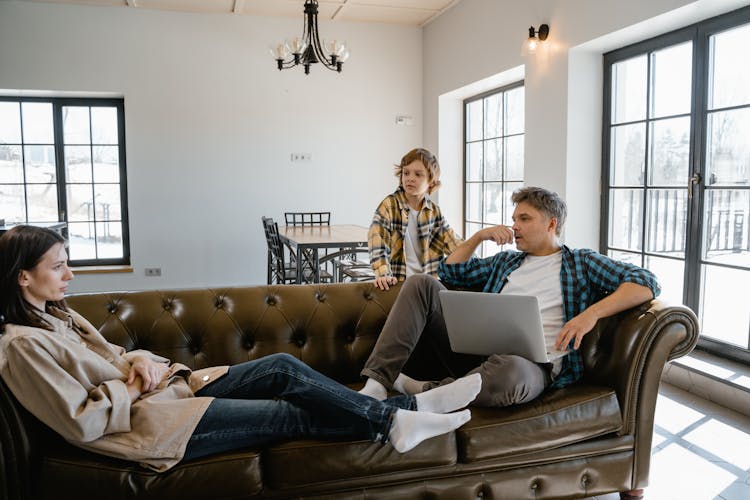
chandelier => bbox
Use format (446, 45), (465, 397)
(271, 0), (349, 74)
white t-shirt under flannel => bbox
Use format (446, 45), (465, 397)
(500, 251), (566, 375)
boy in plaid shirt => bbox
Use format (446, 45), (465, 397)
(369, 148), (462, 291)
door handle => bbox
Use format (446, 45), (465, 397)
(688, 172), (702, 200)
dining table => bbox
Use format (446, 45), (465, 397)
(278, 224), (369, 283)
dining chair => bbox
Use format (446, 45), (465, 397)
(337, 247), (375, 282)
(284, 211), (331, 226)
(262, 216), (298, 284)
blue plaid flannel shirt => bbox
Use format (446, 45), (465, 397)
(437, 245), (661, 389)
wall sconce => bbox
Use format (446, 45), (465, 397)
(521, 24), (550, 56)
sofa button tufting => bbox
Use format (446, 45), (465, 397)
(530, 481), (539, 490)
(266, 296), (276, 306)
(215, 298), (224, 308)
(364, 293), (373, 300)
(346, 335), (355, 343)
(296, 338), (305, 347)
(581, 474), (590, 486)
(316, 294), (326, 302)
(106, 303), (116, 313)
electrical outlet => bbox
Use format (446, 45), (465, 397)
(144, 267), (161, 277)
(291, 153), (312, 162)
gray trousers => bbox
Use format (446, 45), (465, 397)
(361, 274), (550, 407)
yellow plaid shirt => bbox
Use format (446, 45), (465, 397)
(368, 188), (462, 279)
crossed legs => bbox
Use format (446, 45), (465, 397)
(360, 274), (550, 408)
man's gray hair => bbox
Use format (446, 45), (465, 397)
(511, 187), (567, 236)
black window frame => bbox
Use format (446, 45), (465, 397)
(0, 96), (131, 267)
(463, 81), (525, 256)
(601, 5), (750, 364)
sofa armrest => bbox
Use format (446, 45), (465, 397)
(1, 377), (35, 500)
(581, 299), (699, 434)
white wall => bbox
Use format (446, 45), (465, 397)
(424, 0), (750, 248)
(0, 1), (423, 292)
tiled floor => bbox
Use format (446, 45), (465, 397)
(586, 382), (750, 500)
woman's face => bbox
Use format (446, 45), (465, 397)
(18, 243), (74, 311)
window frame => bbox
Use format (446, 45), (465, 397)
(0, 96), (131, 267)
(601, 5), (750, 364)
(463, 81), (525, 257)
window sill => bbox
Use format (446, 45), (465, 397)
(70, 265), (133, 275)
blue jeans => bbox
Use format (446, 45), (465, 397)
(183, 353), (416, 461)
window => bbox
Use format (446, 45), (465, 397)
(464, 82), (525, 257)
(0, 97), (130, 266)
(602, 6), (750, 363)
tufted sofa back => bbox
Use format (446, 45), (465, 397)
(64, 282), (401, 384)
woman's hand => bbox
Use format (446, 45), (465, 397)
(374, 275), (398, 291)
(127, 356), (170, 394)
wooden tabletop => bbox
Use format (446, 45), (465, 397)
(279, 224), (368, 246)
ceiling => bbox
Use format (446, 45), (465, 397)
(18, 0), (463, 26)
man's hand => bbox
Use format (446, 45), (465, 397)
(446, 225), (514, 264)
(374, 275), (398, 291)
(477, 225), (514, 246)
(554, 309), (598, 351)
(128, 356), (170, 394)
(555, 282), (655, 351)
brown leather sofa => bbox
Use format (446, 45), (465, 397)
(0, 282), (698, 499)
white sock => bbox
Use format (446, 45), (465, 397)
(389, 409), (471, 453)
(393, 373), (427, 395)
(415, 373), (482, 413)
(358, 378), (387, 401)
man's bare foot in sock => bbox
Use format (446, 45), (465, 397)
(389, 409), (471, 453)
(358, 377), (387, 401)
(414, 373), (481, 413)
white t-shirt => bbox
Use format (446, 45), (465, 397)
(501, 251), (566, 375)
(404, 208), (422, 277)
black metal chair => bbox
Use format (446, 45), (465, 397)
(284, 211), (335, 278)
(336, 247), (375, 282)
(284, 212), (331, 226)
(262, 216), (297, 284)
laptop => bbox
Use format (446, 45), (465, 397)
(438, 290), (568, 363)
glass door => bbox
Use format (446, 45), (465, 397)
(696, 22), (750, 352)
(603, 8), (750, 363)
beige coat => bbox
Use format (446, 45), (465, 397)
(0, 307), (228, 472)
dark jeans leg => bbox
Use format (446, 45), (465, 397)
(184, 353), (415, 461)
(361, 274), (482, 389)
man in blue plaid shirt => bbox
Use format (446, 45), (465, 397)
(360, 187), (660, 408)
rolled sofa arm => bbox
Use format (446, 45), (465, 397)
(581, 299), (699, 435)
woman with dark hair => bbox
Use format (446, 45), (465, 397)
(369, 148), (462, 291)
(0, 225), (480, 472)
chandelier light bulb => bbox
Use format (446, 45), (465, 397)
(273, 42), (289, 60)
(287, 36), (307, 55)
